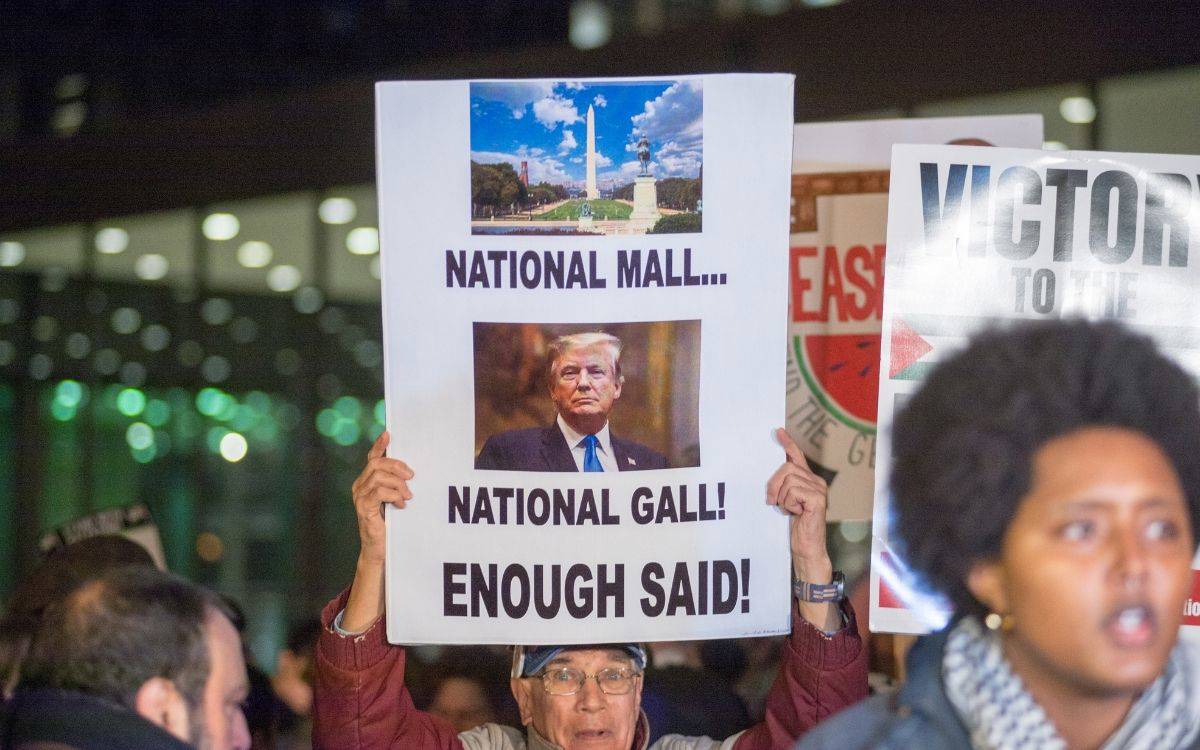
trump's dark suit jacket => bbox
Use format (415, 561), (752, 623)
(474, 424), (669, 471)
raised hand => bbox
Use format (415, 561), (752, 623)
(767, 428), (840, 632)
(343, 430), (414, 632)
(351, 430), (415, 566)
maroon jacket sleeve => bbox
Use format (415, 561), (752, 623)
(312, 588), (465, 750)
(732, 600), (869, 750)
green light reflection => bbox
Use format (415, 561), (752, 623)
(116, 388), (147, 417)
(144, 399), (171, 427)
(126, 422), (154, 451)
(333, 396), (361, 420)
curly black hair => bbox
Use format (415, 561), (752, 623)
(890, 319), (1200, 617)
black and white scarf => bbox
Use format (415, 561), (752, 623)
(942, 616), (1200, 750)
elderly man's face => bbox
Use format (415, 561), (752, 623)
(511, 648), (642, 750)
(549, 344), (622, 433)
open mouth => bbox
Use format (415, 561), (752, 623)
(1104, 604), (1156, 649)
(573, 728), (613, 743)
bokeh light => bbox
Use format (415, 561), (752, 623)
(202, 213), (240, 241)
(219, 431), (248, 462)
(116, 387), (147, 417)
(196, 531), (225, 563)
(319, 197), (357, 225)
(126, 422), (155, 451)
(345, 227), (379, 255)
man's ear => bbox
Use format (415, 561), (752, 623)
(966, 559), (1009, 616)
(511, 677), (535, 727)
(134, 676), (191, 742)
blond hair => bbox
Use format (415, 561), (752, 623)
(546, 332), (622, 383)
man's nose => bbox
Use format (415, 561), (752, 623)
(576, 676), (606, 712)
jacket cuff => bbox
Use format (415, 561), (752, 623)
(788, 598), (862, 671)
(318, 587), (393, 671)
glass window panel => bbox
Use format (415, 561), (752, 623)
(0, 382), (14, 598)
(1098, 65), (1200, 155)
(205, 194), (315, 295)
(40, 385), (86, 531)
(0, 225), (85, 274)
(816, 108), (906, 122)
(324, 185), (382, 302)
(914, 83), (1091, 149)
(92, 209), (196, 286)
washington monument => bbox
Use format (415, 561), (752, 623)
(585, 104), (598, 200)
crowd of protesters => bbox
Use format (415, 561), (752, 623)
(3, 319), (1200, 749)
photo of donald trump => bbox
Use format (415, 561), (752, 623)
(475, 332), (671, 472)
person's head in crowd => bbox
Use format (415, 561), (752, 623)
(216, 593), (288, 750)
(424, 646), (512, 733)
(0, 534), (156, 698)
(546, 332), (624, 435)
(891, 320), (1200, 741)
(509, 643), (646, 750)
(19, 565), (251, 750)
(271, 618), (321, 717)
(430, 674), (495, 733)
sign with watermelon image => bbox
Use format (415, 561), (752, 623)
(797, 332), (881, 431)
(787, 116), (1043, 524)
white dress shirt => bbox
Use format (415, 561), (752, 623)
(556, 414), (619, 472)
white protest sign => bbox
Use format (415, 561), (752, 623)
(787, 116), (1042, 522)
(376, 75), (795, 644)
(872, 144), (1200, 634)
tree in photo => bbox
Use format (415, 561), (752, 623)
(471, 161), (528, 218)
(649, 213), (702, 234)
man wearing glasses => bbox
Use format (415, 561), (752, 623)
(313, 429), (867, 749)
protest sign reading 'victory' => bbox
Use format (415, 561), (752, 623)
(872, 144), (1200, 634)
(376, 76), (795, 644)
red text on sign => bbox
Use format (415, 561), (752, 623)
(790, 244), (885, 323)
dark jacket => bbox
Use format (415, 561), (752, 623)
(793, 627), (969, 750)
(475, 424), (670, 471)
(795, 626), (1200, 750)
(1, 687), (194, 750)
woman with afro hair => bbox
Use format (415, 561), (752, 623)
(800, 319), (1200, 749)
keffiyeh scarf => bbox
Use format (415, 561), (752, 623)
(942, 616), (1200, 750)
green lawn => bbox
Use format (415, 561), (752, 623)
(534, 199), (632, 221)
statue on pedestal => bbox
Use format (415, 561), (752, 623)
(630, 134), (661, 224)
(637, 136), (651, 176)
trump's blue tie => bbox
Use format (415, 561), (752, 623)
(582, 434), (603, 472)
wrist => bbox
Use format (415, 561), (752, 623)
(357, 549), (386, 570)
(792, 555), (833, 582)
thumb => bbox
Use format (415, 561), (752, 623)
(368, 429), (390, 460)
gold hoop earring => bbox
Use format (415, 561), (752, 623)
(983, 612), (1013, 631)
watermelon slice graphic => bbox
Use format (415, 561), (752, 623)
(795, 333), (880, 433)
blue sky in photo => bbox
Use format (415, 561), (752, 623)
(470, 80), (702, 190)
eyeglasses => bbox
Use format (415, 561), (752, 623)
(538, 666), (641, 696)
